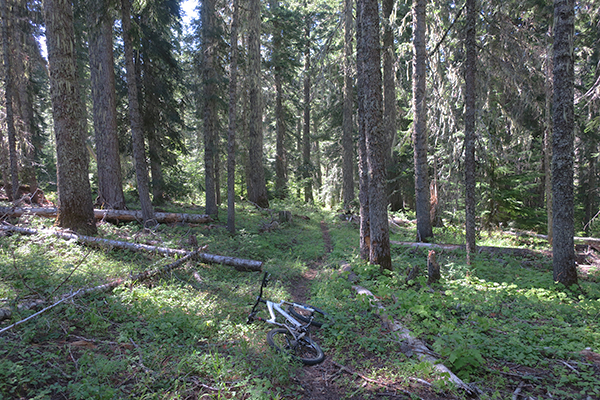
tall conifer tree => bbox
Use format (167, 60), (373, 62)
(43, 0), (97, 234)
(552, 0), (577, 287)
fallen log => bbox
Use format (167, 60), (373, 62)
(391, 240), (551, 258)
(341, 265), (477, 396)
(506, 230), (600, 247)
(0, 206), (213, 224)
(0, 224), (263, 271)
(0, 250), (198, 328)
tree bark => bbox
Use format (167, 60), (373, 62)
(464, 0), (477, 263)
(382, 0), (396, 163)
(13, 1), (38, 195)
(544, 35), (553, 245)
(247, 0), (269, 208)
(272, 0), (287, 199)
(120, 0), (155, 224)
(412, 0), (433, 242)
(551, 0), (577, 287)
(341, 0), (354, 208)
(43, 0), (97, 235)
(357, 0), (391, 271)
(1, 0), (19, 202)
(227, 0), (239, 234)
(302, 7), (313, 203)
(202, 0), (218, 216)
(87, 2), (126, 210)
(356, 0), (370, 261)
(148, 127), (167, 205)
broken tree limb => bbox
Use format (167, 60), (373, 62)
(391, 240), (550, 258)
(0, 290), (83, 334)
(0, 224), (263, 271)
(330, 360), (425, 400)
(0, 250), (198, 329)
(342, 266), (477, 396)
(505, 229), (600, 247)
(0, 206), (213, 224)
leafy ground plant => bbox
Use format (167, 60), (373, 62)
(1, 200), (599, 399)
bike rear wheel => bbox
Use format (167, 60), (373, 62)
(266, 328), (325, 365)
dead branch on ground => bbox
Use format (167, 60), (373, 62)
(341, 265), (478, 397)
(0, 250), (199, 329)
(0, 224), (263, 271)
(330, 360), (425, 400)
(0, 206), (213, 224)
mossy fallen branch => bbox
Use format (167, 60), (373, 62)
(342, 265), (479, 397)
(0, 206), (213, 224)
(0, 250), (198, 331)
(391, 240), (550, 258)
(0, 224), (262, 323)
(0, 224), (263, 271)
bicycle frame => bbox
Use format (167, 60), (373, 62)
(265, 299), (304, 329)
(248, 273), (314, 333)
(247, 272), (326, 365)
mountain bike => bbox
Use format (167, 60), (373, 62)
(247, 272), (328, 365)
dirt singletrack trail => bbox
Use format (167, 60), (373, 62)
(287, 220), (347, 399)
(288, 220), (332, 303)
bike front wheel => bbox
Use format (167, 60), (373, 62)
(266, 328), (325, 365)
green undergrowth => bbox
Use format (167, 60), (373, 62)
(1, 201), (599, 399)
(313, 248), (600, 399)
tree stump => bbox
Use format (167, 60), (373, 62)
(278, 210), (292, 223)
(427, 250), (441, 285)
(405, 265), (420, 285)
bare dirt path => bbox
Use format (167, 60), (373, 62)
(289, 221), (425, 399)
(287, 221), (348, 399)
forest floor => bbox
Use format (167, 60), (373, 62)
(1, 199), (600, 399)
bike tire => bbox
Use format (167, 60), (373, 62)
(266, 328), (325, 365)
(287, 304), (329, 328)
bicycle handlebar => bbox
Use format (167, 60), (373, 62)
(247, 272), (270, 324)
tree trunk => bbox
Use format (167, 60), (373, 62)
(412, 0), (433, 242)
(356, 0), (370, 261)
(552, 0), (577, 287)
(357, 0), (392, 271)
(203, 0), (218, 216)
(582, 141), (597, 235)
(314, 136), (322, 190)
(227, 0), (239, 234)
(43, 0), (97, 235)
(464, 0), (477, 263)
(382, 0), (396, 164)
(87, 3), (126, 210)
(544, 38), (553, 244)
(120, 0), (154, 224)
(1, 0), (19, 202)
(302, 9), (313, 204)
(247, 0), (269, 208)
(272, 0), (287, 199)
(147, 128), (167, 205)
(13, 3), (38, 195)
(341, 0), (354, 208)
(274, 69), (287, 198)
